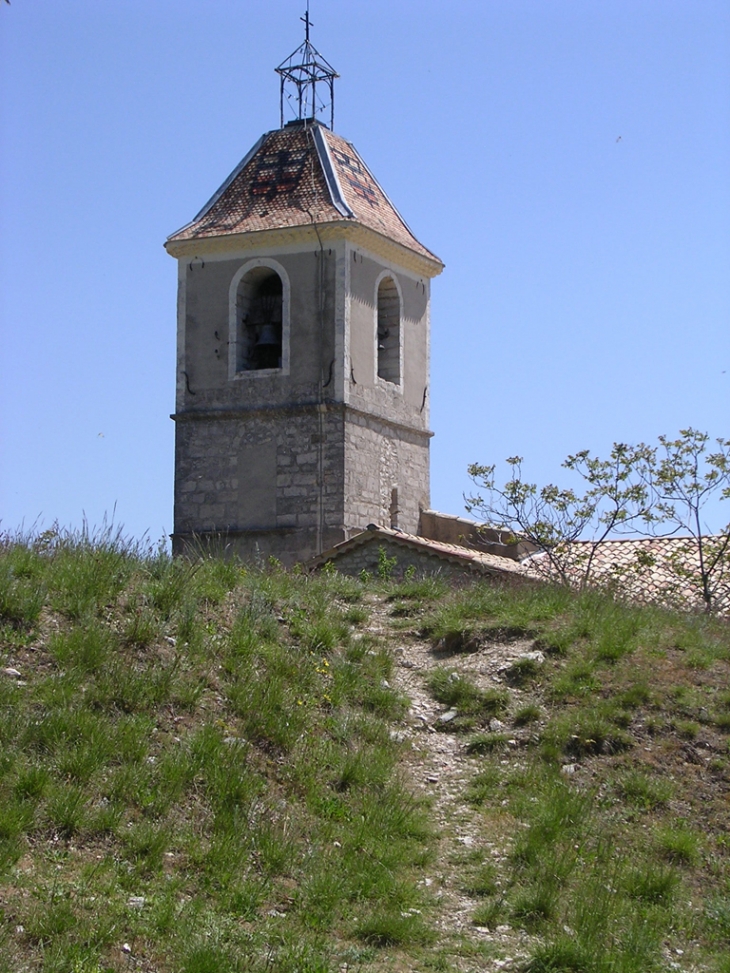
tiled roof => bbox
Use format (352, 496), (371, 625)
(313, 523), (729, 615)
(523, 536), (729, 614)
(167, 122), (442, 266)
(310, 525), (532, 579)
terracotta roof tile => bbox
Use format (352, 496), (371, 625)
(313, 525), (729, 615)
(167, 123), (441, 266)
(524, 537), (729, 614)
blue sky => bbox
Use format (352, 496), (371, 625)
(1, 0), (728, 543)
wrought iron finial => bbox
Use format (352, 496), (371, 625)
(275, 6), (338, 130)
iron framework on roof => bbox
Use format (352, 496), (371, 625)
(275, 8), (339, 130)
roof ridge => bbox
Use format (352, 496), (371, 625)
(311, 125), (353, 218)
(330, 133), (419, 242)
(165, 125), (443, 269)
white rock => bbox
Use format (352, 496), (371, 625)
(2, 668), (21, 679)
(521, 650), (545, 664)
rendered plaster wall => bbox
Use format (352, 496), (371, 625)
(179, 248), (337, 411)
(347, 251), (430, 429)
(343, 411), (430, 536)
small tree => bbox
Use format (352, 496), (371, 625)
(467, 430), (730, 612)
(637, 429), (730, 613)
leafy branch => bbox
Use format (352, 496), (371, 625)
(467, 430), (730, 612)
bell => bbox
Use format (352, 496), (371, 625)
(256, 323), (279, 346)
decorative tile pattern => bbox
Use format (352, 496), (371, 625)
(168, 123), (441, 265)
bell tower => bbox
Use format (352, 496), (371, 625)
(165, 14), (443, 564)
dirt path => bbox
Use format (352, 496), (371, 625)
(363, 597), (541, 972)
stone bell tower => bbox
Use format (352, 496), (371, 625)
(165, 15), (443, 564)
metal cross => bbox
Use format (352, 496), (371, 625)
(301, 4), (312, 42)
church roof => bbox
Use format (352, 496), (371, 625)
(166, 122), (442, 269)
(309, 525), (533, 581)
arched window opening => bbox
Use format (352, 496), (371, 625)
(377, 276), (400, 385)
(236, 268), (283, 371)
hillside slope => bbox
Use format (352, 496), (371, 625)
(0, 532), (728, 972)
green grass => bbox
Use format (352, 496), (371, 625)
(427, 667), (508, 732)
(0, 531), (433, 972)
(2, 531), (729, 973)
(420, 577), (730, 973)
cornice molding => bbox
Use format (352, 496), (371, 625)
(164, 221), (443, 279)
(171, 400), (433, 440)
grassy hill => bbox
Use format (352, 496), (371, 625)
(0, 528), (728, 973)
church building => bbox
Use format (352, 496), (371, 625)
(165, 18), (444, 565)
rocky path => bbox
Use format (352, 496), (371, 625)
(362, 596), (542, 972)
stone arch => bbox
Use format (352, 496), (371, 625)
(229, 258), (291, 377)
(375, 272), (402, 386)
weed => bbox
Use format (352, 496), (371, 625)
(344, 604), (368, 626)
(49, 621), (114, 673)
(511, 881), (558, 928)
(1, 534), (728, 973)
(618, 682), (651, 709)
(504, 656), (542, 686)
(654, 823), (700, 865)
(618, 771), (673, 810)
(427, 668), (508, 726)
(461, 861), (499, 897)
(623, 863), (679, 903)
(0, 554), (45, 629)
(543, 707), (633, 758)
(471, 896), (507, 928)
(674, 718), (700, 739)
(389, 576), (448, 603)
(355, 908), (435, 947)
(550, 659), (601, 700)
(377, 546), (398, 581)
(522, 938), (593, 972)
(514, 703), (542, 726)
(465, 733), (508, 755)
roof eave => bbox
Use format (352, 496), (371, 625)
(164, 220), (444, 278)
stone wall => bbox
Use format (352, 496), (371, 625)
(319, 537), (529, 587)
(321, 537), (475, 581)
(179, 248), (337, 411)
(418, 510), (530, 560)
(343, 410), (430, 537)
(172, 405), (347, 565)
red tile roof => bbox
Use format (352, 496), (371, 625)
(524, 536), (730, 614)
(167, 122), (442, 267)
(310, 525), (532, 580)
(313, 523), (729, 615)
